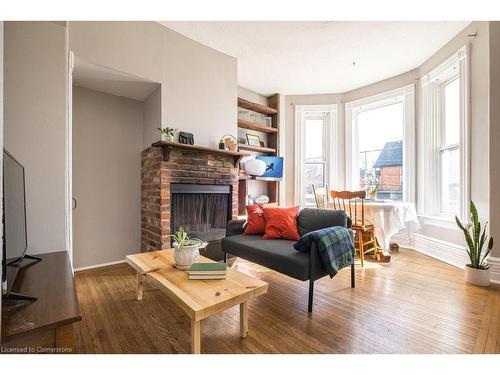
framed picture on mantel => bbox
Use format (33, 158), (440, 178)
(246, 133), (261, 147)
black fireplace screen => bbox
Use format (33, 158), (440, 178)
(171, 184), (231, 243)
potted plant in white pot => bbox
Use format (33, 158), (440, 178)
(169, 227), (207, 270)
(157, 127), (177, 142)
(455, 201), (494, 286)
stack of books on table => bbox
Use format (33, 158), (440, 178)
(188, 262), (228, 280)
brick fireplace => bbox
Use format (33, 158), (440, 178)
(141, 143), (240, 257)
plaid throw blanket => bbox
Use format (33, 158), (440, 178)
(294, 227), (355, 278)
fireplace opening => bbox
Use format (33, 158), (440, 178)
(170, 184), (232, 260)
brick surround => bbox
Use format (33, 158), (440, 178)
(141, 146), (239, 251)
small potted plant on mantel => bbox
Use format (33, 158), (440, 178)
(157, 126), (177, 142)
(455, 201), (494, 286)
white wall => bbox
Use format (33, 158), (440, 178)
(72, 87), (143, 269)
(69, 21), (237, 149)
(3, 21), (238, 261)
(143, 86), (162, 149)
(489, 21), (500, 258)
(4, 22), (68, 254)
(238, 86), (268, 106)
(283, 21), (490, 255)
(416, 22), (490, 247)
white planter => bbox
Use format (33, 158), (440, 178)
(173, 239), (207, 270)
(244, 159), (266, 176)
(161, 134), (174, 142)
(465, 265), (490, 287)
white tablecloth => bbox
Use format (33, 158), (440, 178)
(363, 201), (419, 252)
(328, 200), (419, 253)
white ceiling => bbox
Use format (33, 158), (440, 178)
(73, 57), (160, 101)
(160, 21), (470, 95)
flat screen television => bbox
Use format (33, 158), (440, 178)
(2, 149), (40, 300)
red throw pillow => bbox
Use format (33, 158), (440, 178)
(244, 204), (266, 235)
(262, 206), (300, 241)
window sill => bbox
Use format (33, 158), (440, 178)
(418, 214), (461, 230)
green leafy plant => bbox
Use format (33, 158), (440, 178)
(369, 180), (380, 194)
(169, 226), (190, 247)
(157, 127), (177, 138)
(455, 201), (494, 270)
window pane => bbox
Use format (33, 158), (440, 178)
(305, 119), (324, 160)
(304, 163), (324, 207)
(357, 102), (404, 201)
(443, 78), (460, 146)
(440, 148), (460, 215)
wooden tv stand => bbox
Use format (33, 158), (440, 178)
(1, 251), (81, 353)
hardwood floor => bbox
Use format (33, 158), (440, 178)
(74, 249), (500, 354)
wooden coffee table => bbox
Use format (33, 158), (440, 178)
(126, 249), (268, 354)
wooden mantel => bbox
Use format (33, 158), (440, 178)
(152, 141), (248, 167)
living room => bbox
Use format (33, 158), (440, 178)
(1, 0), (499, 370)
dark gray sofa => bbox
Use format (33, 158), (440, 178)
(221, 208), (355, 312)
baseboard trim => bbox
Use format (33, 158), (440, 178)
(487, 256), (500, 285)
(74, 259), (126, 272)
(390, 232), (413, 248)
(412, 233), (468, 270)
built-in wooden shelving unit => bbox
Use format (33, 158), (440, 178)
(238, 175), (282, 182)
(238, 119), (278, 134)
(238, 144), (276, 154)
(238, 97), (278, 115)
(237, 94), (281, 215)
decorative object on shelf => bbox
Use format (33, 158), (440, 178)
(157, 126), (177, 142)
(179, 131), (194, 145)
(263, 117), (272, 127)
(170, 227), (208, 270)
(243, 158), (267, 177)
(238, 109), (250, 121)
(255, 195), (270, 204)
(246, 133), (261, 147)
(366, 175), (380, 200)
(218, 134), (238, 151)
(256, 156), (283, 178)
(239, 155), (254, 170)
(259, 141), (266, 147)
(249, 112), (260, 123)
(456, 201), (494, 286)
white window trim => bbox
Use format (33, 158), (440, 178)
(345, 84), (416, 202)
(294, 104), (337, 207)
(419, 45), (470, 222)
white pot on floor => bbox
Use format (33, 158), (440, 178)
(464, 265), (490, 287)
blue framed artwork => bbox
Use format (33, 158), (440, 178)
(256, 156), (283, 178)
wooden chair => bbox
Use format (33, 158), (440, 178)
(312, 184), (329, 209)
(330, 190), (377, 267)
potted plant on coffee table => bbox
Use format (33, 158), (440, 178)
(455, 201), (494, 286)
(169, 227), (207, 270)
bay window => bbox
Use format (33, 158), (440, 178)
(346, 85), (415, 202)
(419, 46), (469, 221)
(295, 105), (336, 207)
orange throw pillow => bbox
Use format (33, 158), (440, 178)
(244, 204), (266, 235)
(262, 206), (300, 241)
